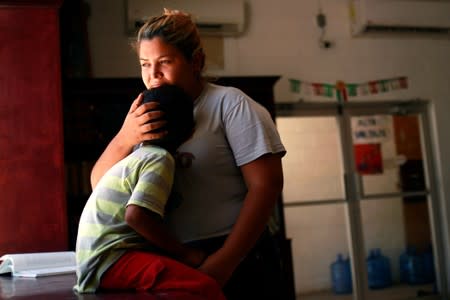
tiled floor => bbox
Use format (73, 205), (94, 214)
(296, 283), (441, 300)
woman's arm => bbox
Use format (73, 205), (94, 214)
(125, 204), (206, 267)
(90, 94), (166, 188)
(198, 153), (284, 286)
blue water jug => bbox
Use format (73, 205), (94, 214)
(399, 246), (416, 283)
(408, 251), (426, 284)
(331, 253), (352, 294)
(367, 248), (392, 289)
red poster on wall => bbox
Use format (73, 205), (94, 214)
(354, 143), (384, 175)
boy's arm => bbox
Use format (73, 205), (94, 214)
(125, 204), (205, 267)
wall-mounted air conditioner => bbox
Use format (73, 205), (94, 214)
(349, 0), (450, 36)
(126, 0), (246, 37)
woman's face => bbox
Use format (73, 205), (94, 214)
(139, 37), (199, 98)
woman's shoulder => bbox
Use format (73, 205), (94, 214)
(206, 82), (246, 97)
(202, 82), (272, 122)
(203, 82), (251, 108)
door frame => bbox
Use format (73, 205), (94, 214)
(276, 99), (448, 299)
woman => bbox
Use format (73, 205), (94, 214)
(91, 8), (286, 299)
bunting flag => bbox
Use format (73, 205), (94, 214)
(288, 76), (409, 102)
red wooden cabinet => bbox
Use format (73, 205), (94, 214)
(0, 0), (67, 253)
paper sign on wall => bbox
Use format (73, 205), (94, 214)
(351, 115), (390, 145)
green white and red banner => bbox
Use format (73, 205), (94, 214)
(288, 76), (409, 103)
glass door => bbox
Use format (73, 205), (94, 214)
(277, 113), (351, 299)
(276, 100), (446, 300)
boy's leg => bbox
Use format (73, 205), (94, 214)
(100, 250), (225, 300)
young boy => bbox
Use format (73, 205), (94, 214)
(74, 84), (225, 300)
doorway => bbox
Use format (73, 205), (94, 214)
(276, 100), (446, 300)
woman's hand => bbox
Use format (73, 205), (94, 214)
(90, 93), (167, 188)
(197, 248), (238, 287)
(118, 93), (167, 148)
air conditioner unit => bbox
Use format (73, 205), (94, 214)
(126, 0), (246, 37)
(349, 0), (450, 36)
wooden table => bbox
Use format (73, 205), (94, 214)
(0, 274), (204, 299)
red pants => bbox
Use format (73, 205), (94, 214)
(99, 251), (225, 300)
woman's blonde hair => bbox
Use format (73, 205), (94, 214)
(134, 8), (205, 74)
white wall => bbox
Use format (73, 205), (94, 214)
(85, 0), (450, 294)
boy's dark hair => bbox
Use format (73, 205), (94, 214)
(142, 84), (195, 152)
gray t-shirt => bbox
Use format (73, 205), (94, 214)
(166, 83), (286, 242)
